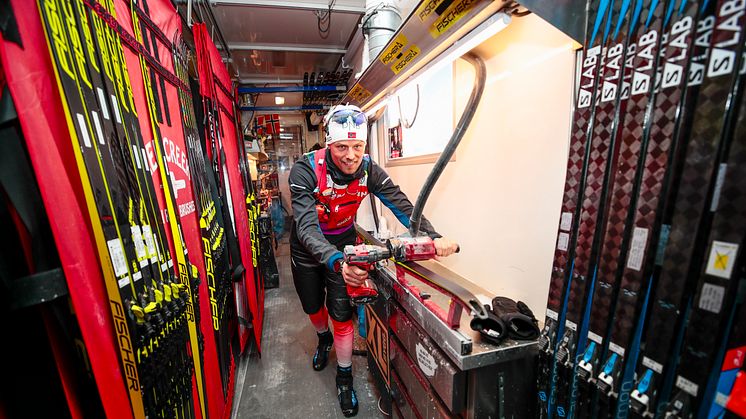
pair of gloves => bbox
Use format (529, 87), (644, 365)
(470, 296), (540, 345)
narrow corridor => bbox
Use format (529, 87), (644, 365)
(232, 236), (386, 418)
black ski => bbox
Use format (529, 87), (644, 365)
(537, 1), (613, 416)
(626, 1), (715, 417)
(553, 0), (636, 416)
(702, 274), (746, 418)
(665, 12), (746, 414)
(37, 0), (151, 415)
(570, 1), (670, 417)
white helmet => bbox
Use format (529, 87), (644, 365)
(324, 104), (368, 144)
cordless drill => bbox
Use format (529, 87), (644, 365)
(342, 236), (440, 304)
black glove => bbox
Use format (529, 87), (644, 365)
(491, 296), (540, 340)
(470, 304), (507, 345)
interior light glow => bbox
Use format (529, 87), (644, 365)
(275, 96), (285, 105)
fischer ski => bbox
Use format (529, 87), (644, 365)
(38, 0), (155, 415)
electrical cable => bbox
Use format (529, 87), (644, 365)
(316, 0), (336, 38)
(377, 396), (391, 416)
(408, 53), (486, 237)
(397, 84), (419, 129)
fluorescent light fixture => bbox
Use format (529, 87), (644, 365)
(275, 96), (285, 105)
(279, 133), (293, 139)
(366, 12), (511, 111)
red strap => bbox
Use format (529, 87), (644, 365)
(314, 148), (327, 195)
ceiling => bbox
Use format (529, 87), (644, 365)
(180, 0), (368, 108)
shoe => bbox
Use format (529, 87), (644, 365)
(312, 331), (333, 371)
(336, 366), (359, 417)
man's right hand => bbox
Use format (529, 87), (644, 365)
(341, 262), (368, 287)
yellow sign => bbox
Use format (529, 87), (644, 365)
(705, 240), (739, 279)
(365, 305), (390, 388)
(429, 0), (478, 38)
(415, 0), (447, 21)
(391, 45), (421, 75)
(349, 83), (372, 103)
(380, 34), (409, 65)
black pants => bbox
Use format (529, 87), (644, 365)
(290, 225), (356, 322)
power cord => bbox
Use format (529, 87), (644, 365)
(397, 84), (420, 129)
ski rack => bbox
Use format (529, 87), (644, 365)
(356, 226), (534, 365)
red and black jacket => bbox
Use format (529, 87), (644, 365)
(289, 148), (440, 270)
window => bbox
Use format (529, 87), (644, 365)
(382, 62), (454, 166)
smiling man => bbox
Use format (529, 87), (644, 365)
(288, 104), (458, 417)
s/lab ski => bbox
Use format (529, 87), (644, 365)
(553, 1), (637, 416)
(665, 14), (746, 415)
(537, 2), (612, 416)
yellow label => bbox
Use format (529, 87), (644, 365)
(391, 45), (421, 75)
(429, 0), (478, 38)
(350, 84), (372, 103)
(415, 0), (447, 21)
(379, 33), (409, 65)
(365, 305), (390, 388)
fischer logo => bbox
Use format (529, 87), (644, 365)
(202, 235), (220, 331)
(111, 300), (140, 391)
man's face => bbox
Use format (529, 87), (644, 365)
(329, 140), (365, 174)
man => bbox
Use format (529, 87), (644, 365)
(288, 104), (458, 417)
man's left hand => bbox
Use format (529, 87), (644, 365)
(433, 237), (459, 257)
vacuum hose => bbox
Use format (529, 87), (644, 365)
(408, 53), (486, 237)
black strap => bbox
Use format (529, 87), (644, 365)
(6, 268), (68, 310)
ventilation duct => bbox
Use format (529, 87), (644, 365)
(361, 1), (402, 70)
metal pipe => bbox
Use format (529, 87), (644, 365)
(409, 53), (486, 237)
(240, 105), (326, 111)
(225, 43), (347, 54)
(238, 85), (345, 94)
(204, 0), (232, 58)
(211, 0), (366, 14)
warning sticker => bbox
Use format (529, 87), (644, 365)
(429, 0), (477, 38)
(676, 375), (699, 396)
(626, 227), (649, 272)
(546, 309), (558, 321)
(380, 34), (408, 65)
(415, 343), (437, 377)
(391, 45), (421, 75)
(560, 212), (573, 231)
(642, 356), (663, 374)
(142, 225), (158, 262)
(698, 283), (725, 314)
(349, 84), (372, 104)
(131, 225), (147, 261)
(416, 0), (447, 21)
(557, 232), (569, 251)
(107, 238), (128, 278)
(705, 241), (739, 279)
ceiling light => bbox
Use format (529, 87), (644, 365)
(280, 127), (285, 132)
(275, 96), (285, 105)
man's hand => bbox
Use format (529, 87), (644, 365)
(434, 237), (459, 257)
(341, 262), (369, 287)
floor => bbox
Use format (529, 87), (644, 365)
(231, 235), (387, 418)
